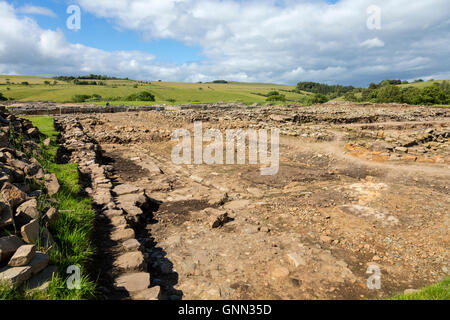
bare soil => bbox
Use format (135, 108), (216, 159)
(75, 102), (449, 300)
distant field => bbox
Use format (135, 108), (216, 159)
(0, 75), (307, 105)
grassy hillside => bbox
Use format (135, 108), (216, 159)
(398, 79), (447, 89)
(0, 75), (307, 105)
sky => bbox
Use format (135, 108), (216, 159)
(0, 0), (449, 86)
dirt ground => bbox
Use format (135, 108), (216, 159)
(75, 102), (449, 300)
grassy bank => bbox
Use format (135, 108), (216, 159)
(387, 277), (450, 300)
(0, 116), (96, 300)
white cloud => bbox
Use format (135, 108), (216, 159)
(17, 5), (57, 18)
(0, 0), (449, 86)
(360, 38), (385, 48)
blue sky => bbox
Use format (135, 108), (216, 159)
(0, 0), (449, 86)
(12, 0), (204, 64)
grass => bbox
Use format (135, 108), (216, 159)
(0, 75), (309, 105)
(387, 277), (450, 300)
(398, 79), (447, 89)
(0, 116), (96, 300)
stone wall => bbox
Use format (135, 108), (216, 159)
(55, 116), (161, 300)
(0, 107), (59, 291)
(5, 102), (263, 116)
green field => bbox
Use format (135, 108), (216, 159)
(398, 79), (447, 89)
(0, 75), (308, 105)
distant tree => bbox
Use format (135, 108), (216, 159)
(21, 81), (29, 86)
(344, 92), (358, 102)
(126, 91), (155, 101)
(296, 81), (355, 99)
(266, 94), (286, 102)
(440, 80), (449, 94)
(375, 85), (403, 103)
(312, 93), (329, 104)
(368, 83), (378, 90)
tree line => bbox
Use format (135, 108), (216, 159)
(345, 81), (450, 105)
(54, 74), (130, 81)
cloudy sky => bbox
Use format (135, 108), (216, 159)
(0, 0), (449, 86)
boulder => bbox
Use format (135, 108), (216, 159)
(0, 182), (27, 208)
(29, 252), (50, 275)
(24, 163), (41, 177)
(114, 272), (150, 293)
(44, 207), (59, 226)
(117, 193), (147, 208)
(8, 159), (28, 170)
(21, 219), (40, 244)
(0, 236), (24, 262)
(93, 189), (112, 206)
(0, 266), (32, 288)
(0, 202), (12, 228)
(132, 286), (161, 300)
(27, 127), (40, 138)
(113, 251), (145, 272)
(118, 203), (143, 217)
(15, 198), (40, 223)
(103, 209), (123, 218)
(8, 245), (36, 267)
(204, 208), (230, 228)
(25, 265), (58, 292)
(207, 192), (228, 207)
(44, 173), (60, 196)
(110, 215), (127, 227)
(111, 227), (135, 242)
(2, 166), (25, 183)
(43, 138), (51, 147)
(122, 239), (141, 252)
(113, 184), (141, 196)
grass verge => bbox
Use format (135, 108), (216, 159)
(1, 116), (96, 300)
(386, 277), (450, 300)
